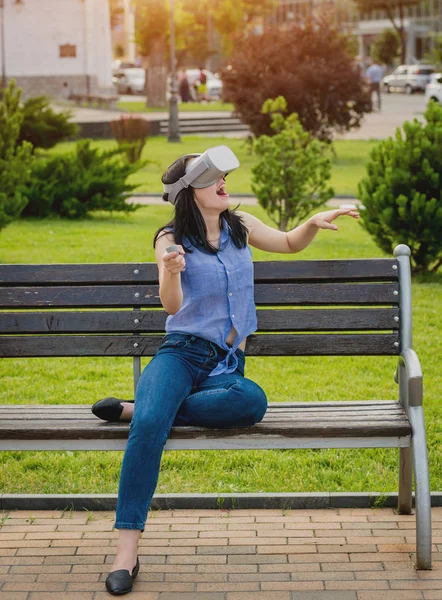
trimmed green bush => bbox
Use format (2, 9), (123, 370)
(22, 140), (142, 219)
(0, 81), (33, 232)
(251, 97), (334, 231)
(358, 100), (442, 274)
(19, 95), (78, 150)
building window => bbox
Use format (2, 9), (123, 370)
(59, 44), (77, 58)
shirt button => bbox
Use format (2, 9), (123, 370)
(226, 271), (230, 274)
(229, 292), (232, 296)
(232, 314), (235, 318)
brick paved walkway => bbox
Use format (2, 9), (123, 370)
(0, 507), (441, 599)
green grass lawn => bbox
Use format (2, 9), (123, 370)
(117, 100), (234, 112)
(0, 205), (440, 497)
(51, 136), (376, 197)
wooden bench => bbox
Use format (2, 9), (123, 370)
(0, 244), (431, 569)
(69, 93), (119, 109)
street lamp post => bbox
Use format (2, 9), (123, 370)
(168, 0), (181, 142)
(0, 0), (6, 89)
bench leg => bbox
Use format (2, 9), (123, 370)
(133, 356), (141, 396)
(409, 405), (432, 569)
(398, 363), (413, 514)
(398, 447), (413, 514)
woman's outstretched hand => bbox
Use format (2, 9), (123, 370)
(309, 207), (360, 231)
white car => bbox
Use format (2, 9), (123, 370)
(425, 72), (442, 106)
(382, 64), (436, 94)
(112, 68), (146, 95)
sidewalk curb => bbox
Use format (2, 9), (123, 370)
(130, 193), (359, 199)
(1, 492), (441, 512)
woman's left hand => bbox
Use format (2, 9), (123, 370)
(309, 207), (360, 231)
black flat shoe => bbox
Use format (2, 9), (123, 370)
(105, 556), (139, 595)
(91, 397), (134, 422)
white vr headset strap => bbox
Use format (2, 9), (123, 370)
(165, 160), (209, 205)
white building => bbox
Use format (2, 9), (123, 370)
(0, 0), (113, 99)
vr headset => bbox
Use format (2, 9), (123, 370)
(163, 145), (240, 205)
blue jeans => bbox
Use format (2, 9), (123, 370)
(115, 333), (268, 531)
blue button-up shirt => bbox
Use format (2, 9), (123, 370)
(165, 218), (257, 376)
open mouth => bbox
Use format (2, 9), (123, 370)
(216, 185), (229, 197)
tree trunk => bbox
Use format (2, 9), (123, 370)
(279, 200), (288, 231)
(385, 3), (406, 63)
(146, 36), (167, 108)
(399, 28), (407, 63)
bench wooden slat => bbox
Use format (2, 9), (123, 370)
(253, 260), (398, 282)
(0, 400), (404, 409)
(0, 402), (411, 441)
(0, 415), (409, 425)
(0, 283), (399, 308)
(0, 260), (398, 285)
(0, 333), (400, 357)
(0, 406), (407, 420)
(0, 308), (400, 334)
(0, 401), (405, 420)
(0, 420), (411, 439)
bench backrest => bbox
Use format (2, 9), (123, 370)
(1, 250), (412, 392)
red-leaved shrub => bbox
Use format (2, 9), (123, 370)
(220, 17), (372, 142)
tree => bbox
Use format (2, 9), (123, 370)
(220, 17), (372, 142)
(0, 81), (33, 232)
(352, 0), (420, 63)
(134, 0), (277, 106)
(135, 0), (169, 107)
(425, 33), (442, 69)
(175, 0), (216, 67)
(211, 0), (276, 57)
(358, 100), (442, 275)
(372, 29), (400, 66)
(251, 97), (334, 232)
(109, 0), (125, 29)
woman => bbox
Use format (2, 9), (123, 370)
(93, 145), (359, 595)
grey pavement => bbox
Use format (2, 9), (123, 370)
(56, 93), (427, 140)
(1, 506), (441, 598)
(127, 195), (360, 207)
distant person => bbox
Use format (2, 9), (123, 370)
(365, 58), (384, 112)
(355, 55), (365, 76)
(196, 67), (207, 102)
(178, 70), (191, 103)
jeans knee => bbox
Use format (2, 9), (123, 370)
(232, 380), (267, 425)
(131, 413), (169, 444)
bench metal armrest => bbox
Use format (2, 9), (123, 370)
(398, 348), (423, 407)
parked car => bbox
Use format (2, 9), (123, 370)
(112, 68), (146, 95)
(382, 64), (436, 94)
(425, 72), (442, 105)
(112, 60), (137, 74)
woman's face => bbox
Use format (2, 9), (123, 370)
(192, 175), (230, 213)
